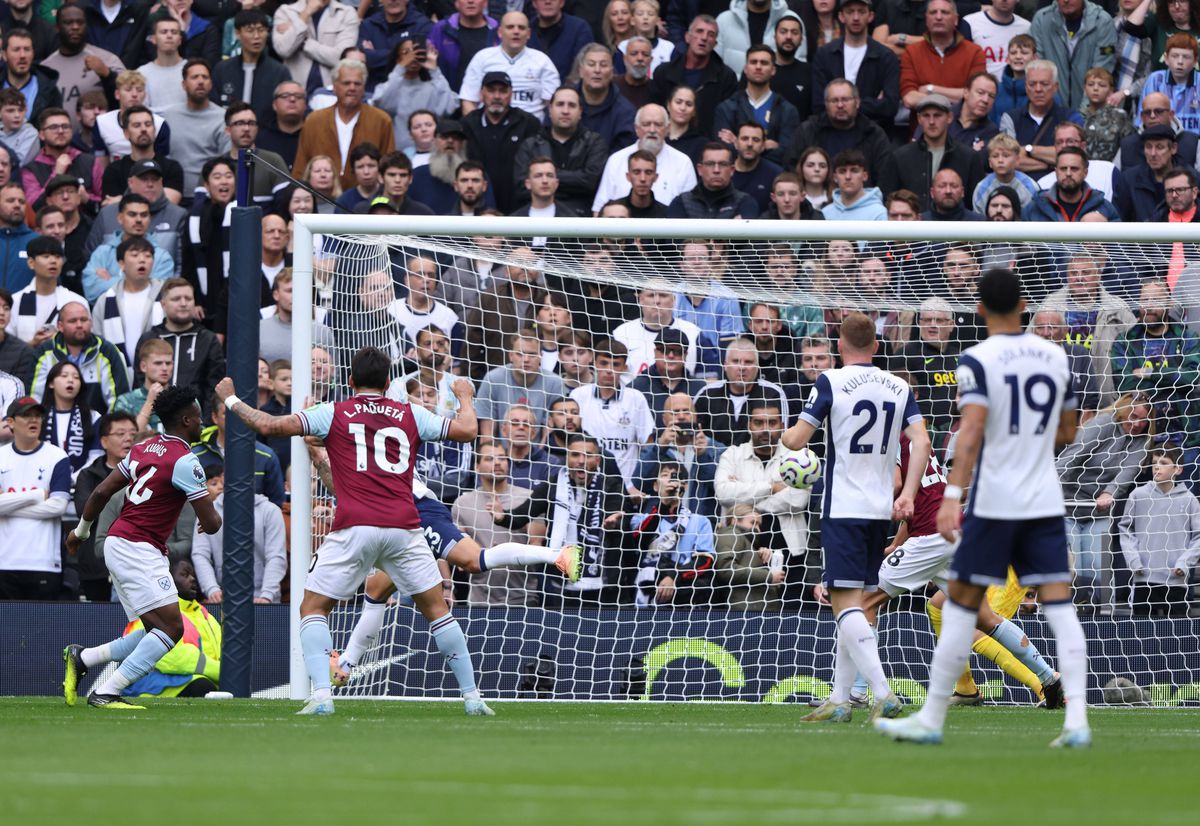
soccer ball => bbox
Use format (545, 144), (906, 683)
(778, 449), (821, 489)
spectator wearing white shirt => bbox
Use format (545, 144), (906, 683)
(613, 287), (702, 383)
(459, 12), (560, 120)
(569, 337), (655, 490)
(388, 254), (463, 352)
(963, 0), (1031, 81)
(0, 396), (71, 600)
(8, 236), (86, 348)
(592, 103), (697, 213)
(91, 236), (166, 369)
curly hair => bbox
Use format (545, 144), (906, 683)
(152, 385), (198, 428)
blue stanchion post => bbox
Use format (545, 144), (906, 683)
(223, 150), (261, 696)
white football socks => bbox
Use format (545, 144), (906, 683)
(835, 608), (891, 700)
(915, 599), (977, 730)
(481, 542), (560, 569)
(1043, 600), (1090, 730)
(339, 598), (388, 671)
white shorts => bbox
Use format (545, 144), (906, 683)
(877, 532), (958, 597)
(306, 525), (442, 602)
(104, 536), (178, 621)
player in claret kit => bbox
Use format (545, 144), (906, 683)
(215, 346), (490, 716)
(781, 312), (932, 724)
(857, 432), (1064, 709)
(877, 267), (1091, 748)
(63, 387), (222, 710)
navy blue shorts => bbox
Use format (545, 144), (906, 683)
(416, 497), (464, 560)
(821, 518), (890, 591)
(950, 514), (1070, 587)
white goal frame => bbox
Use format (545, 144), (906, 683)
(288, 214), (1200, 701)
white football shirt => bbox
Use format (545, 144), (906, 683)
(956, 331), (1075, 520)
(963, 11), (1031, 80)
(0, 442), (72, 571)
(612, 318), (702, 383)
(458, 46), (561, 120)
(569, 384), (655, 486)
(800, 364), (922, 520)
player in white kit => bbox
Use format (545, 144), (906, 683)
(782, 312), (932, 723)
(877, 267), (1091, 748)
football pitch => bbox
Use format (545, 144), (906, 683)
(3, 699), (1197, 826)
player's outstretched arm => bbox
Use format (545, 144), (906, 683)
(1056, 407), (1079, 448)
(895, 419), (932, 521)
(780, 419), (816, 451)
(66, 467), (128, 556)
(936, 405), (987, 542)
(444, 379), (478, 443)
(215, 377), (305, 437)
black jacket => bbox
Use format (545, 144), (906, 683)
(713, 92), (800, 166)
(693, 379), (791, 446)
(211, 55), (293, 125)
(84, 0), (150, 69)
(893, 137), (987, 212)
(785, 112), (897, 192)
(666, 183), (759, 219)
(0, 63), (62, 125)
(811, 38), (900, 126)
(513, 127), (609, 214)
(1, 12), (57, 61)
(1119, 128), (1200, 170)
(461, 106), (543, 213)
(0, 332), (35, 391)
(650, 51), (739, 137)
(136, 321), (226, 419)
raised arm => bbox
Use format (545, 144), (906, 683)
(895, 419), (932, 521)
(444, 379), (478, 443)
(215, 377), (306, 437)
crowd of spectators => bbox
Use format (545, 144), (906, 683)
(0, 0), (1199, 617)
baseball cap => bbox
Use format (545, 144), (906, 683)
(436, 117), (467, 137)
(26, 235), (64, 258)
(43, 174), (83, 197)
(837, 0), (872, 8)
(914, 93), (953, 113)
(368, 196), (398, 214)
(482, 70), (512, 88)
(130, 159), (164, 178)
(655, 327), (688, 352)
(7, 396), (46, 418)
(1142, 124), (1177, 142)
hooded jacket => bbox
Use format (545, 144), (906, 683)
(0, 63), (62, 125)
(579, 83), (637, 152)
(820, 186), (888, 221)
(0, 224), (36, 294)
(713, 91), (800, 167)
(715, 1), (803, 76)
(85, 192), (188, 269)
(358, 4), (434, 88)
(1022, 184), (1122, 223)
(135, 321), (225, 419)
(529, 12), (594, 78)
(783, 112), (897, 192)
(31, 331), (131, 410)
(1118, 481), (1200, 585)
(84, 0), (149, 69)
(192, 491), (287, 601)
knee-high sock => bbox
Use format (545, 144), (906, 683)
(835, 608), (890, 700)
(300, 614), (334, 701)
(828, 630), (859, 704)
(479, 542), (559, 571)
(928, 599), (979, 696)
(1043, 600), (1089, 730)
(339, 597), (388, 670)
(429, 614), (479, 699)
(94, 628), (174, 696)
(82, 628), (146, 668)
(915, 599), (977, 730)
(988, 618), (1055, 686)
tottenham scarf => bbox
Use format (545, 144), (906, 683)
(548, 466), (606, 590)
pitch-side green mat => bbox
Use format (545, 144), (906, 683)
(3, 698), (1197, 825)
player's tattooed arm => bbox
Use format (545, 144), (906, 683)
(305, 437), (336, 493)
(445, 378), (479, 442)
(215, 377), (304, 437)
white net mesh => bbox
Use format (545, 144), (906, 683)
(292, 217), (1200, 706)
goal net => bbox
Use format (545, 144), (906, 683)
(286, 215), (1200, 706)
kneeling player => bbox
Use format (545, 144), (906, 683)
(217, 347), (492, 716)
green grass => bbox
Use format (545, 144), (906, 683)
(2, 699), (1197, 826)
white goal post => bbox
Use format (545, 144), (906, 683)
(287, 214), (1200, 704)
